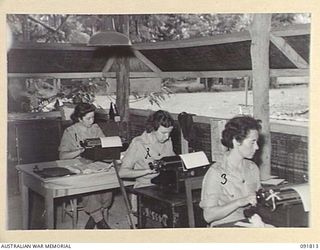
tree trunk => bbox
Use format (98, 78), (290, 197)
(249, 14), (272, 180)
(21, 15), (30, 41)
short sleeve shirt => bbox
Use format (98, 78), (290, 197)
(58, 123), (105, 157)
(121, 131), (175, 188)
(199, 155), (260, 226)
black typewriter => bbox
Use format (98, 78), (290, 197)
(80, 137), (122, 161)
(150, 155), (209, 194)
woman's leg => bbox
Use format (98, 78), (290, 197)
(82, 193), (110, 229)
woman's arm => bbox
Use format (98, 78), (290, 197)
(119, 139), (156, 179)
(59, 147), (85, 160)
(58, 127), (84, 160)
(119, 167), (155, 179)
(203, 194), (257, 223)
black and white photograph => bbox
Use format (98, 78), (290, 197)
(3, 5), (316, 243)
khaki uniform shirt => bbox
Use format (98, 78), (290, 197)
(200, 154), (260, 226)
(121, 131), (175, 188)
(59, 123), (105, 157)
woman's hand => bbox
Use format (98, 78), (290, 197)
(146, 168), (158, 175)
(237, 194), (257, 207)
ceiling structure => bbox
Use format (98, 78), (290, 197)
(7, 23), (310, 79)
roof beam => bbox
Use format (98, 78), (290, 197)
(158, 69), (308, 78)
(271, 23), (310, 37)
(133, 49), (162, 73)
(134, 31), (251, 50)
(8, 68), (309, 79)
(158, 70), (252, 78)
(8, 72), (160, 79)
(270, 68), (309, 77)
(270, 34), (309, 69)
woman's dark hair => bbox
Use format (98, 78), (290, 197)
(70, 103), (96, 123)
(221, 115), (261, 149)
(145, 110), (174, 133)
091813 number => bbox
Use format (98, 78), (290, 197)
(300, 244), (319, 248)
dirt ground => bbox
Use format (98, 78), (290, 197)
(95, 85), (308, 124)
(131, 85), (308, 122)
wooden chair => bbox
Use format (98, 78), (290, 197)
(61, 197), (84, 229)
(184, 175), (204, 228)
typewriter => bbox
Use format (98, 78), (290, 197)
(150, 152), (210, 194)
(244, 184), (308, 217)
(80, 136), (122, 161)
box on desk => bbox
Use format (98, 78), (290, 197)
(136, 185), (206, 228)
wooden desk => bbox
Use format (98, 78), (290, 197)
(134, 185), (206, 228)
(16, 160), (133, 229)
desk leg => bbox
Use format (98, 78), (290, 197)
(137, 195), (145, 229)
(21, 176), (29, 230)
(45, 191), (54, 229)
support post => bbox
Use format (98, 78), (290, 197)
(115, 15), (131, 140)
(249, 14), (272, 180)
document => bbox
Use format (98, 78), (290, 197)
(100, 136), (122, 148)
(289, 183), (310, 212)
(179, 151), (210, 170)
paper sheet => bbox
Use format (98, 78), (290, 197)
(287, 183), (310, 212)
(234, 221), (275, 228)
(179, 151), (210, 170)
(261, 178), (286, 186)
(100, 136), (122, 148)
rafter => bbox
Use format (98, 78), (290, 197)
(102, 57), (115, 74)
(270, 33), (309, 69)
(133, 49), (162, 73)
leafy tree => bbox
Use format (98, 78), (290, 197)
(7, 13), (310, 43)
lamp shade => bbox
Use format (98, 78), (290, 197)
(87, 31), (132, 47)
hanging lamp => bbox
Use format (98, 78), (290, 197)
(87, 31), (132, 47)
(87, 17), (132, 47)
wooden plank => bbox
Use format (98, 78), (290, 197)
(133, 49), (162, 73)
(8, 68), (309, 80)
(250, 14), (272, 180)
(134, 31), (251, 50)
(8, 72), (104, 79)
(270, 34), (309, 69)
(102, 57), (115, 74)
(160, 69), (308, 78)
(11, 41), (95, 51)
(271, 23), (310, 37)
(159, 70), (252, 78)
(8, 72), (159, 78)
(270, 69), (309, 77)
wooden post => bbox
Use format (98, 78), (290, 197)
(244, 76), (249, 106)
(116, 56), (130, 139)
(249, 14), (272, 180)
(116, 15), (131, 139)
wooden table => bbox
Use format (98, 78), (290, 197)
(16, 160), (133, 229)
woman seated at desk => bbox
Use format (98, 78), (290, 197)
(119, 110), (176, 210)
(200, 115), (262, 227)
(59, 102), (112, 229)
